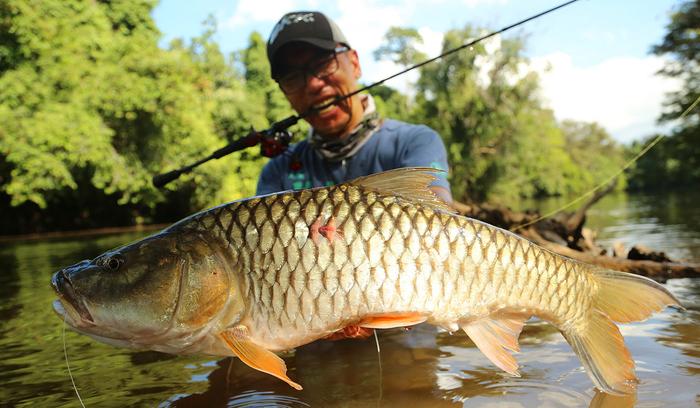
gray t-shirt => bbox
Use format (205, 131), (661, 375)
(256, 119), (451, 195)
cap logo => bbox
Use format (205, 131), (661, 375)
(269, 12), (315, 45)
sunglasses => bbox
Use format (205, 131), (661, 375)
(276, 46), (351, 94)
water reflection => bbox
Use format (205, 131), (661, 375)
(169, 324), (642, 407)
(0, 251), (21, 323)
(656, 279), (700, 377)
(171, 326), (453, 407)
(165, 302), (687, 407)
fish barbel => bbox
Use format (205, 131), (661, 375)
(52, 168), (681, 394)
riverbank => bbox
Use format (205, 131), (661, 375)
(0, 223), (168, 244)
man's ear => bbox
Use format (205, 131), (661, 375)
(349, 49), (361, 79)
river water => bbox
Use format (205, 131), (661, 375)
(1, 191), (698, 407)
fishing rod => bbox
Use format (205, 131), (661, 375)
(153, 0), (581, 188)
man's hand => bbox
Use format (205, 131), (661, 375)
(430, 185), (453, 206)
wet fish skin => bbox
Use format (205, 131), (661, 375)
(196, 182), (587, 346)
(52, 231), (238, 352)
(52, 168), (681, 394)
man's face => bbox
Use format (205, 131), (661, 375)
(275, 43), (362, 138)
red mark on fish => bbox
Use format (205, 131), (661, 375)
(310, 216), (342, 244)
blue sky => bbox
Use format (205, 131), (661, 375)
(153, 0), (683, 143)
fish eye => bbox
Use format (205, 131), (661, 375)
(105, 254), (125, 271)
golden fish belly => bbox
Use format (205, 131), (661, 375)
(192, 184), (595, 351)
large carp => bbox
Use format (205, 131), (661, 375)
(52, 168), (680, 394)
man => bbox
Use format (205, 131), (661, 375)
(257, 11), (453, 204)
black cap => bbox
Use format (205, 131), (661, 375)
(267, 11), (350, 78)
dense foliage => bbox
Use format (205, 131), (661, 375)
(628, 0), (700, 190)
(0, 1), (689, 234)
(0, 1), (295, 233)
(372, 26), (625, 202)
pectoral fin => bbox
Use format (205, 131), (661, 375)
(357, 312), (428, 329)
(461, 314), (529, 376)
(219, 327), (302, 390)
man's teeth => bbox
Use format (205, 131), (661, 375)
(313, 99), (336, 114)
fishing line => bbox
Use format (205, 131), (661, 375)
(513, 93), (700, 231)
(153, 0), (584, 187)
(373, 330), (383, 405)
(311, 0), (582, 116)
(63, 316), (87, 408)
(225, 357), (234, 395)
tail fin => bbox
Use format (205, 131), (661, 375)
(593, 270), (682, 323)
(564, 269), (682, 395)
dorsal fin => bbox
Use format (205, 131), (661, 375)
(348, 167), (455, 214)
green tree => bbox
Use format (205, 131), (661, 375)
(369, 84), (412, 121)
(626, 135), (676, 190)
(172, 21), (272, 206)
(236, 31), (309, 186)
(635, 0), (700, 189)
(0, 1), (253, 232)
(405, 27), (579, 201)
(653, 0), (700, 126)
(241, 31), (292, 126)
(560, 120), (626, 191)
(374, 25), (626, 204)
(374, 27), (427, 66)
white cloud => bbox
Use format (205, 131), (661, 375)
(463, 0), (508, 7)
(368, 59), (406, 85)
(334, 0), (414, 89)
(474, 34), (502, 88)
(531, 53), (680, 143)
(358, 24), (445, 96)
(416, 26), (444, 57)
(379, 26), (443, 95)
(336, 0), (412, 54)
(223, 0), (299, 29)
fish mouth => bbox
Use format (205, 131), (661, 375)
(52, 269), (95, 327)
(52, 300), (138, 347)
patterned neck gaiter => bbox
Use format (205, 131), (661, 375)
(308, 94), (382, 162)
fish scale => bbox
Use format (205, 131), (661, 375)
(206, 183), (567, 346)
(52, 168), (681, 394)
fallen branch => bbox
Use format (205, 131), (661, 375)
(524, 228), (700, 282)
(452, 196), (700, 282)
(562, 179), (617, 236)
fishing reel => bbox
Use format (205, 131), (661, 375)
(260, 128), (293, 158)
(152, 126), (294, 188)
